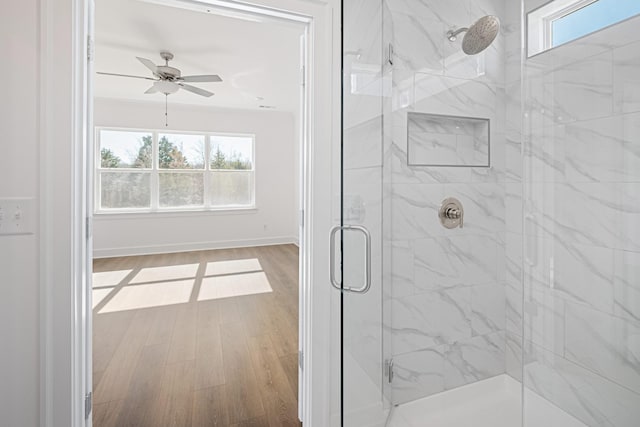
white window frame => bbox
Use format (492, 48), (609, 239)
(95, 126), (256, 214)
(527, 0), (598, 57)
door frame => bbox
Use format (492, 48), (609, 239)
(39, 0), (340, 426)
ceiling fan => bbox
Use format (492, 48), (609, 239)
(97, 51), (222, 98)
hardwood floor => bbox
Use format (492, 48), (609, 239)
(92, 244), (301, 427)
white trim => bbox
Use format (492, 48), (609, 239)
(92, 236), (299, 258)
(93, 207), (258, 219)
(527, 0), (599, 57)
(40, 0), (55, 425)
(39, 0), (92, 425)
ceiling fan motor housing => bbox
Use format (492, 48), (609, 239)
(157, 65), (181, 80)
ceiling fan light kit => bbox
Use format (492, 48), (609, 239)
(97, 51), (223, 125)
(153, 80), (180, 94)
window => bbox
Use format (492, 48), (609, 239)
(96, 128), (255, 213)
(527, 0), (640, 57)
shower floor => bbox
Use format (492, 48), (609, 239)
(387, 375), (588, 427)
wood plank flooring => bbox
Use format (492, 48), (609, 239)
(92, 244), (301, 427)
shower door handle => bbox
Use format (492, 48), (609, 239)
(330, 225), (372, 294)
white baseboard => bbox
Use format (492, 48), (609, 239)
(93, 236), (298, 259)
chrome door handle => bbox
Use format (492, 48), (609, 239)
(330, 225), (372, 294)
(330, 225), (342, 291)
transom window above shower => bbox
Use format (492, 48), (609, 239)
(527, 0), (640, 57)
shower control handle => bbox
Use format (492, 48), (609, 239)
(445, 207), (462, 220)
(439, 198), (464, 229)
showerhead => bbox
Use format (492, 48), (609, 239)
(447, 15), (500, 55)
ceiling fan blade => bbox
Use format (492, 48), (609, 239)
(96, 71), (156, 81)
(144, 85), (158, 94)
(136, 57), (159, 76)
(178, 74), (223, 83)
(179, 84), (214, 97)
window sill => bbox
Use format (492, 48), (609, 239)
(93, 207), (258, 220)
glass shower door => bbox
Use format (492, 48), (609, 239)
(522, 1), (640, 426)
(338, 1), (391, 426)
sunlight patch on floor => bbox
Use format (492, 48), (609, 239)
(92, 288), (113, 308)
(198, 271), (272, 301)
(98, 279), (194, 313)
(92, 269), (133, 288)
(130, 263), (199, 284)
(205, 258), (262, 276)
(93, 258), (272, 312)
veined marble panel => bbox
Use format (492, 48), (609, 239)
(391, 240), (415, 298)
(505, 331), (523, 381)
(614, 40), (640, 114)
(564, 302), (640, 395)
(386, 0), (470, 28)
(505, 231), (522, 286)
(388, 138), (475, 184)
(553, 242), (615, 314)
(390, 183), (444, 240)
(505, 182), (522, 234)
(414, 234), (499, 290)
(524, 340), (640, 427)
(524, 182), (640, 253)
(561, 116), (640, 183)
(344, 116), (383, 171)
(504, 0), (522, 86)
(390, 11), (444, 74)
(391, 287), (472, 354)
(613, 249), (640, 323)
(393, 346), (447, 404)
(523, 121), (567, 183)
(392, 331), (507, 404)
(443, 331), (506, 390)
(543, 51), (614, 125)
(506, 282), (523, 337)
(523, 286), (566, 355)
(505, 129), (522, 183)
(413, 74), (500, 123)
(471, 283), (506, 336)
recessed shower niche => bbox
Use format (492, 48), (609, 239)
(407, 112), (490, 167)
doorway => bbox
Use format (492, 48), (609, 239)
(87, 0), (310, 425)
(39, 0), (338, 424)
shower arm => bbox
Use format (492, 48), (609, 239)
(447, 27), (469, 41)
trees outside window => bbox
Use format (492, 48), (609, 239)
(96, 129), (255, 212)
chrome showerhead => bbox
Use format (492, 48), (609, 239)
(447, 15), (500, 55)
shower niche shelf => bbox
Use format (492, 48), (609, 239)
(407, 112), (490, 167)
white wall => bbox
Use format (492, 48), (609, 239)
(0, 1), (40, 426)
(92, 98), (299, 257)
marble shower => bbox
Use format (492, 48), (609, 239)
(341, 0), (640, 426)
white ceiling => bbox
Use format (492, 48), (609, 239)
(94, 0), (305, 112)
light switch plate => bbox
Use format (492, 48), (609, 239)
(0, 198), (35, 235)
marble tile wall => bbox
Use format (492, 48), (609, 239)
(503, 0), (524, 384)
(384, 0), (510, 404)
(521, 2), (640, 425)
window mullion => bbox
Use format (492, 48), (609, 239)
(204, 134), (211, 208)
(151, 131), (159, 211)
